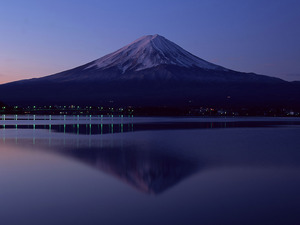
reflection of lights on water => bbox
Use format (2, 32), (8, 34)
(0, 114), (137, 136)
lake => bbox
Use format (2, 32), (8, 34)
(1, 115), (300, 225)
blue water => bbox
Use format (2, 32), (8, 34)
(0, 116), (300, 225)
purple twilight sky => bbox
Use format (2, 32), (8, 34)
(0, 0), (300, 84)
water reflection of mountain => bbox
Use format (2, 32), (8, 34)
(0, 134), (199, 194)
(61, 146), (199, 194)
(2, 119), (300, 194)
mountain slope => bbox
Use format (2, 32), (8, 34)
(85, 34), (226, 72)
(0, 34), (299, 108)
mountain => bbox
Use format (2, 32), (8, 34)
(0, 34), (300, 108)
(38, 34), (227, 82)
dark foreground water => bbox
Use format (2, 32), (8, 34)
(0, 116), (300, 225)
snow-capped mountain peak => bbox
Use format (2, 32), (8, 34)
(86, 34), (226, 73)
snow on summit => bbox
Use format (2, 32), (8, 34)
(86, 34), (226, 73)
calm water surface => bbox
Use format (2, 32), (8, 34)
(0, 116), (300, 225)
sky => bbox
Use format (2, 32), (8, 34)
(0, 0), (300, 84)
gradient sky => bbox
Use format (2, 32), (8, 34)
(0, 0), (300, 84)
